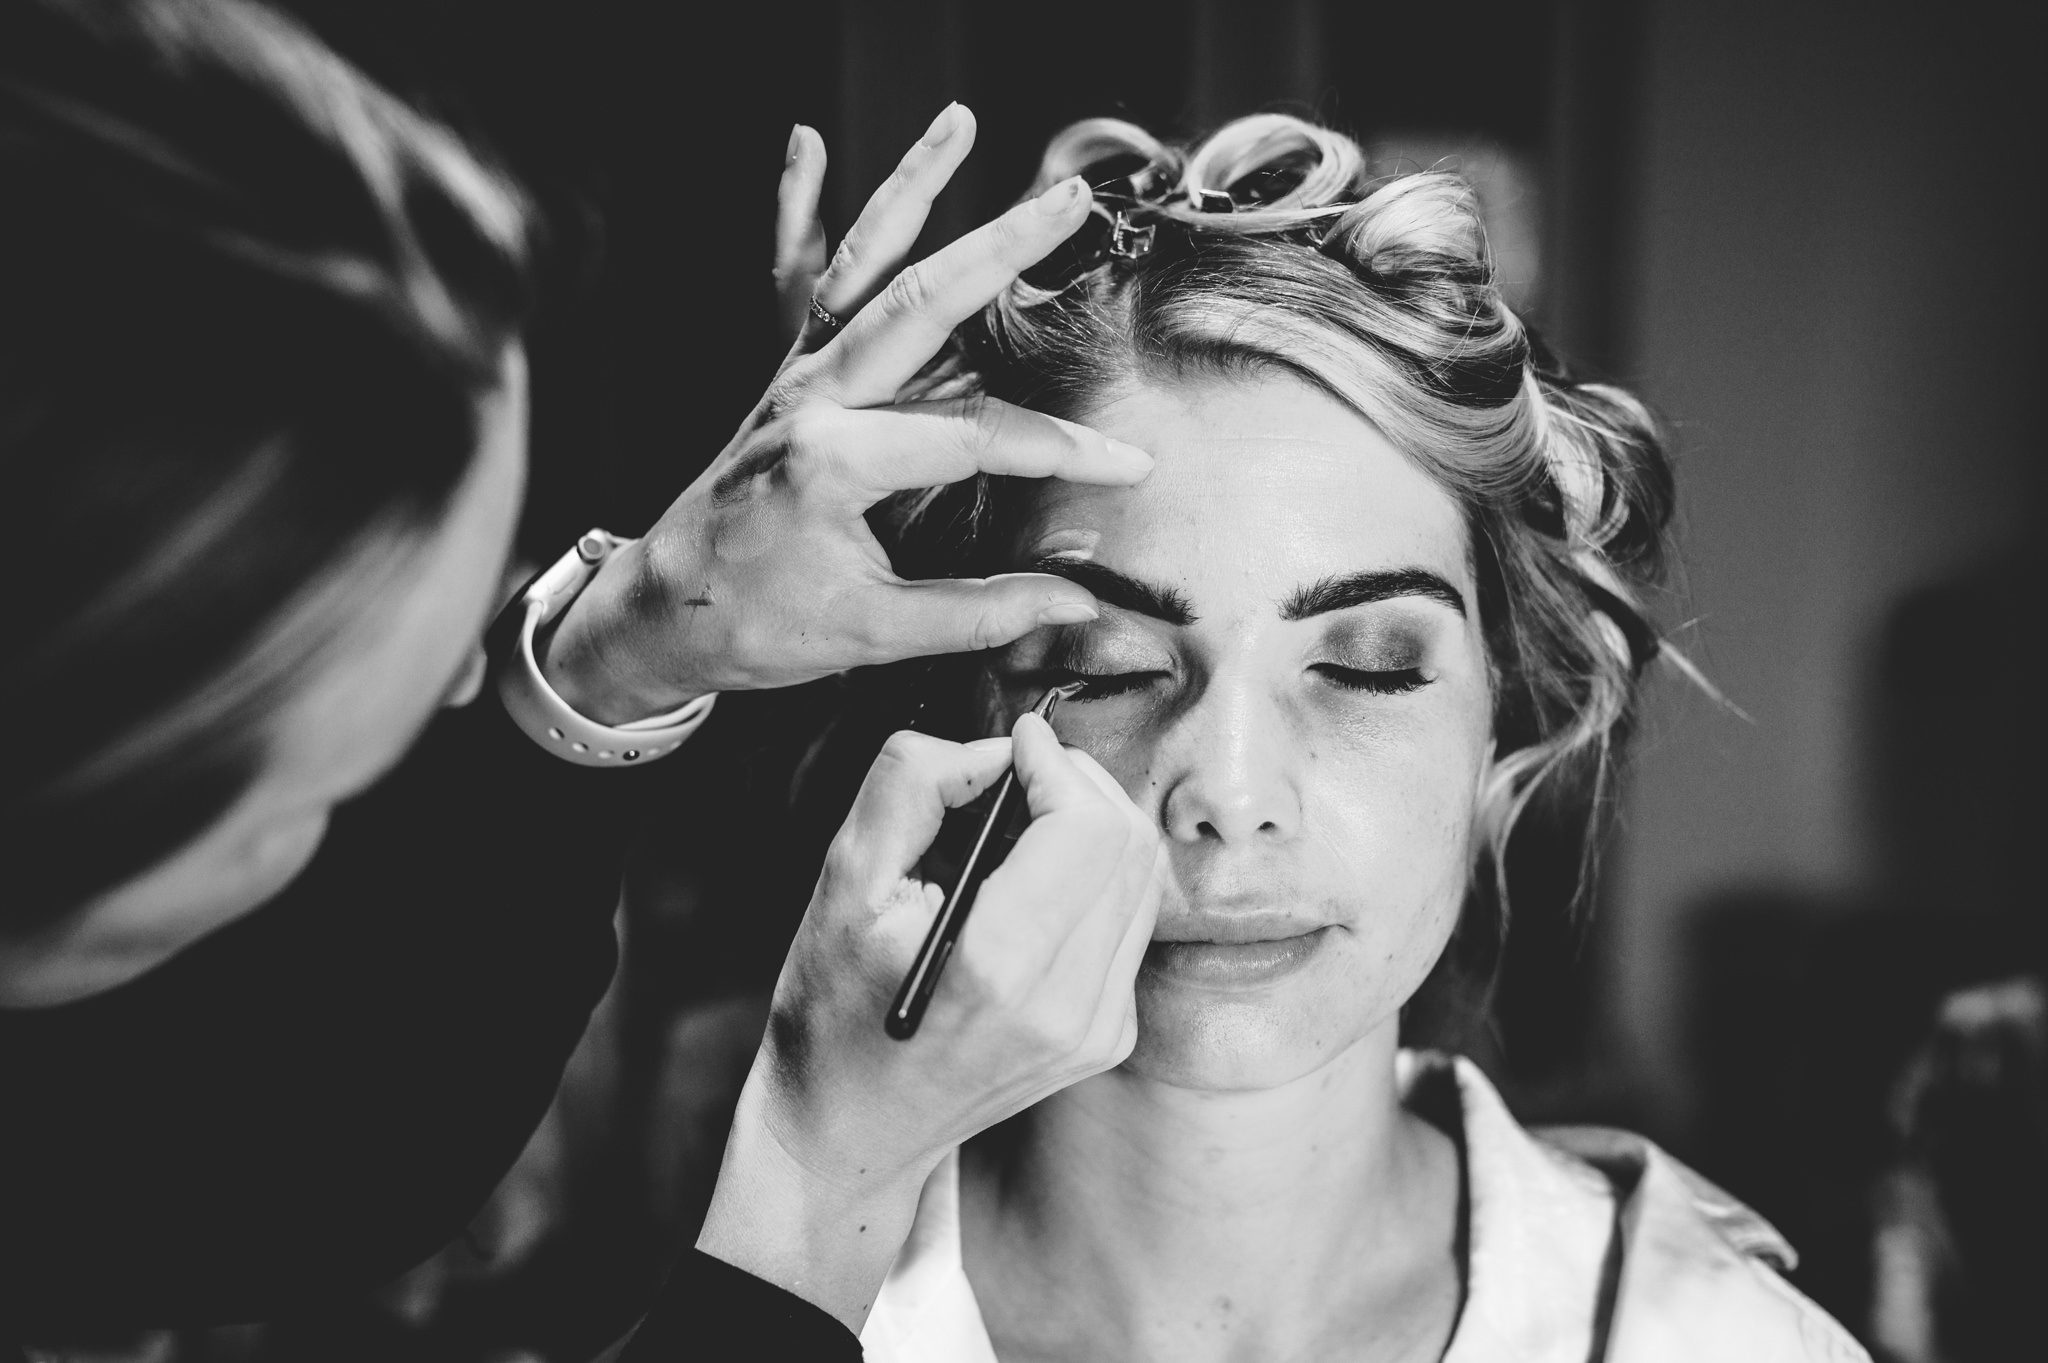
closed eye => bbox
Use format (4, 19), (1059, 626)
(1048, 668), (1167, 701)
(1313, 664), (1430, 695)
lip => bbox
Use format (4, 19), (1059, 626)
(1142, 924), (1334, 989)
(1152, 904), (1325, 944)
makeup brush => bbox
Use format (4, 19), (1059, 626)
(885, 682), (1082, 1040)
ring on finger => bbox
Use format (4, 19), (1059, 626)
(808, 296), (846, 331)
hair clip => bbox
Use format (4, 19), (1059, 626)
(1191, 188), (1236, 214)
(1108, 210), (1156, 261)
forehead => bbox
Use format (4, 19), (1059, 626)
(1012, 370), (1470, 594)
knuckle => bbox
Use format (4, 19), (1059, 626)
(757, 374), (812, 425)
(825, 235), (860, 283)
(780, 407), (831, 469)
(880, 262), (934, 318)
(786, 412), (857, 491)
(956, 393), (999, 445)
(967, 602), (1013, 653)
(876, 728), (935, 772)
(815, 833), (863, 903)
(988, 205), (1038, 262)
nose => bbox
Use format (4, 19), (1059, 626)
(1157, 675), (1302, 846)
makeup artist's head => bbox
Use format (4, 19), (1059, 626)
(888, 115), (1675, 1090)
(0, 0), (533, 1005)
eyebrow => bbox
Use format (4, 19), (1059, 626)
(1027, 556), (1196, 625)
(1281, 569), (1467, 620)
(1028, 556), (1466, 625)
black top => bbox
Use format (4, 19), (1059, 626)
(0, 690), (859, 1360)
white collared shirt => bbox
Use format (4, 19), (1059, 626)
(861, 1052), (1868, 1362)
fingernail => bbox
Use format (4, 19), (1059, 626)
(1038, 600), (1099, 626)
(1105, 438), (1154, 472)
(1031, 175), (1088, 216)
(785, 124), (805, 167)
(919, 102), (963, 148)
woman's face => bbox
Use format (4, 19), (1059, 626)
(983, 369), (1496, 1090)
(0, 349), (530, 1007)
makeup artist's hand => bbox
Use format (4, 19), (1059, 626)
(543, 105), (1152, 723)
(696, 715), (1165, 1331)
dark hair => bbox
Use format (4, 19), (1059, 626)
(0, 0), (534, 932)
(884, 115), (1679, 994)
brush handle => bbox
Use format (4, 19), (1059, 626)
(884, 764), (1027, 1039)
(884, 684), (1073, 1040)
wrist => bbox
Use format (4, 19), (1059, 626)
(696, 1064), (931, 1334)
(543, 540), (710, 725)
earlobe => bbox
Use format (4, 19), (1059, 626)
(445, 645), (489, 709)
(234, 810), (330, 895)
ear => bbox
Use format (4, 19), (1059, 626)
(223, 807), (331, 898)
(444, 643), (489, 709)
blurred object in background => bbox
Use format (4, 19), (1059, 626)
(1678, 551), (2036, 1336)
(1870, 976), (2048, 1363)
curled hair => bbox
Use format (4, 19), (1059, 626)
(887, 114), (1679, 975)
(0, 0), (534, 931)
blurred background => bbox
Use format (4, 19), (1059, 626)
(65, 1), (2038, 1359)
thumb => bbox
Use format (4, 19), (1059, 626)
(832, 731), (1014, 893)
(867, 573), (1100, 661)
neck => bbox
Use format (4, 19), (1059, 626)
(962, 1028), (1460, 1362)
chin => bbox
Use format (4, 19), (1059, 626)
(1122, 963), (1382, 1091)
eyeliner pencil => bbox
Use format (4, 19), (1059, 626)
(885, 683), (1080, 1040)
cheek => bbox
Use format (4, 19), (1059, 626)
(1320, 684), (1492, 905)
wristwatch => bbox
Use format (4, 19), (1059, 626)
(493, 529), (716, 766)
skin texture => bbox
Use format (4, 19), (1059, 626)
(0, 350), (530, 1007)
(960, 369), (1497, 1362)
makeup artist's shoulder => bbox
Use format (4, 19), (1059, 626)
(1539, 1123), (1873, 1363)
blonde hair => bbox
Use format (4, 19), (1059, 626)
(889, 114), (1680, 973)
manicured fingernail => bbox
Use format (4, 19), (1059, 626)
(1031, 175), (1088, 215)
(919, 102), (964, 148)
(1039, 601), (1099, 626)
(785, 124), (805, 167)
(1105, 438), (1154, 472)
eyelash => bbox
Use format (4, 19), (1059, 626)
(1312, 665), (1430, 695)
(1046, 665), (1430, 700)
(1050, 668), (1167, 701)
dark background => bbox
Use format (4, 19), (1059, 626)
(146, 1), (2043, 1356)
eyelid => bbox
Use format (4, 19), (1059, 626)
(1312, 663), (1431, 695)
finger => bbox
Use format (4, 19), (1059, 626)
(796, 401), (1152, 502)
(1076, 860), (1161, 1056)
(846, 573), (1103, 664)
(1107, 848), (1164, 991)
(774, 125), (831, 345)
(1051, 803), (1161, 992)
(1059, 745), (1133, 811)
(809, 175), (1095, 408)
(1008, 709), (1117, 825)
(832, 731), (1013, 891)
(811, 103), (976, 327)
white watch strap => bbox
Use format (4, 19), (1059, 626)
(496, 530), (716, 767)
